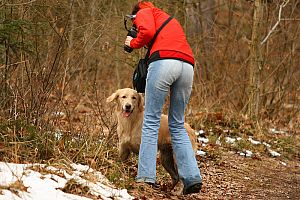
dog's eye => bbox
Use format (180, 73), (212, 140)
(121, 96), (126, 98)
(132, 96), (137, 100)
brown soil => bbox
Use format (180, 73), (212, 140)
(128, 153), (300, 200)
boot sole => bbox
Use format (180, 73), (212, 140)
(183, 183), (202, 195)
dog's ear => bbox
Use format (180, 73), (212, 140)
(138, 93), (144, 111)
(106, 90), (119, 103)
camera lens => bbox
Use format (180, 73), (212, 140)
(124, 26), (137, 53)
(124, 45), (133, 53)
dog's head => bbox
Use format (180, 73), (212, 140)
(106, 88), (144, 117)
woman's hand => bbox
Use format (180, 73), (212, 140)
(125, 36), (133, 47)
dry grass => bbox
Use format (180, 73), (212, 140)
(0, 94), (299, 199)
(0, 180), (28, 197)
(0, 1), (299, 198)
(61, 179), (92, 199)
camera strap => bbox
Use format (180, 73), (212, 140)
(145, 16), (173, 61)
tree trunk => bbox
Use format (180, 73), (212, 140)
(185, 0), (200, 36)
(185, 0), (215, 80)
(63, 0), (75, 97)
(248, 0), (264, 120)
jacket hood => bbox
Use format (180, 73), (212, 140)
(139, 2), (155, 10)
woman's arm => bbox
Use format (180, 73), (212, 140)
(130, 8), (155, 49)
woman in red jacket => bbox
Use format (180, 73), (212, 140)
(125, 1), (202, 195)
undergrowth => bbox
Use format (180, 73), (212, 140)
(0, 98), (299, 192)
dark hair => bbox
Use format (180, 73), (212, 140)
(131, 3), (140, 15)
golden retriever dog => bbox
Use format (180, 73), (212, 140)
(106, 88), (197, 189)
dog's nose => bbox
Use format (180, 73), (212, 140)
(125, 104), (131, 110)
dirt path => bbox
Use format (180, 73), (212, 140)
(129, 153), (300, 199)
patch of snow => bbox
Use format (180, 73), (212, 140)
(225, 137), (236, 144)
(198, 137), (209, 143)
(52, 111), (66, 117)
(280, 161), (287, 166)
(0, 162), (134, 200)
(263, 142), (271, 148)
(54, 130), (63, 140)
(216, 136), (222, 146)
(248, 137), (261, 145)
(238, 152), (245, 156)
(269, 128), (286, 134)
(195, 130), (205, 136)
(238, 150), (253, 158)
(70, 163), (92, 172)
(268, 149), (281, 157)
(245, 150), (253, 157)
(196, 150), (207, 156)
(221, 136), (243, 145)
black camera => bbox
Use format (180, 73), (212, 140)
(124, 15), (138, 53)
(124, 26), (137, 53)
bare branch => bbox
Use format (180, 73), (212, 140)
(5, 0), (38, 6)
(281, 18), (300, 21)
(260, 0), (290, 45)
(0, 60), (29, 69)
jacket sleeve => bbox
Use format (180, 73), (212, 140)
(130, 8), (155, 49)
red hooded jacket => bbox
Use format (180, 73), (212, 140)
(130, 3), (194, 66)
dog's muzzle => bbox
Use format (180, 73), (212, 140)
(122, 104), (133, 117)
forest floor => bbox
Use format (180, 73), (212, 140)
(58, 94), (300, 200)
(117, 114), (300, 199)
(128, 152), (300, 200)
(1, 94), (299, 200)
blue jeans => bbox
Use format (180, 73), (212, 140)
(136, 59), (202, 188)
